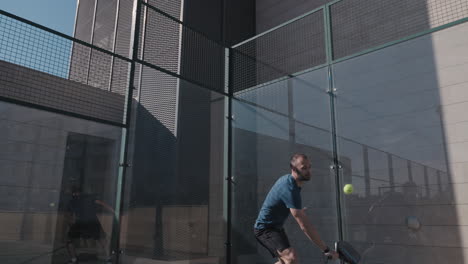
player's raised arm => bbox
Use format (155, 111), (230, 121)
(95, 199), (115, 213)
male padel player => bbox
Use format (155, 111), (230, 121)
(254, 154), (339, 264)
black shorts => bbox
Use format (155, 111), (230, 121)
(254, 228), (291, 258)
(68, 221), (104, 240)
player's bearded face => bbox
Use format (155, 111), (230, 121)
(295, 159), (311, 181)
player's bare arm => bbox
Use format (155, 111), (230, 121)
(95, 199), (115, 213)
(290, 208), (339, 260)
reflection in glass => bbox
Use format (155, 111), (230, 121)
(119, 77), (227, 263)
(0, 102), (121, 264)
(334, 26), (464, 263)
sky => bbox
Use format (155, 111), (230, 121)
(0, 0), (78, 78)
(0, 0), (77, 35)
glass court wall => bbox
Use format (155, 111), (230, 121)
(0, 0), (228, 263)
(333, 20), (468, 264)
(230, 0), (468, 263)
(0, 6), (129, 264)
(231, 67), (340, 263)
(117, 1), (228, 262)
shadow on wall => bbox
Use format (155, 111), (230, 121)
(120, 86), (226, 262)
(333, 20), (468, 264)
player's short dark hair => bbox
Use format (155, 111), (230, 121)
(289, 153), (309, 169)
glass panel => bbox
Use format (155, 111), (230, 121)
(333, 24), (466, 263)
(0, 101), (122, 264)
(231, 10), (326, 94)
(118, 69), (226, 263)
(232, 67), (339, 263)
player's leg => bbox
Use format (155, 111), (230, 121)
(277, 247), (298, 264)
(66, 241), (78, 263)
(88, 220), (112, 263)
(96, 236), (111, 263)
(254, 228), (294, 264)
(66, 223), (81, 263)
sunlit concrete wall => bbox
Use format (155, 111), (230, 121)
(334, 21), (468, 263)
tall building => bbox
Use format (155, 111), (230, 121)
(68, 0), (227, 260)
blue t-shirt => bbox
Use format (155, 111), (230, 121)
(254, 174), (302, 229)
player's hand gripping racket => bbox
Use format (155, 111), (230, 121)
(325, 241), (361, 264)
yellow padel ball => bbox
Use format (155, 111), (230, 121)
(343, 184), (354, 194)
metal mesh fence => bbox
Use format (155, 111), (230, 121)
(122, 64), (226, 260)
(232, 0), (468, 93)
(148, 0), (182, 19)
(128, 1), (146, 98)
(69, 0), (95, 83)
(70, 0), (124, 92)
(139, 2), (225, 93)
(180, 23), (225, 92)
(85, 0), (118, 91)
(0, 11), (129, 125)
(114, 0), (134, 57)
(256, 0), (331, 33)
(0, 0), (227, 123)
(330, 0), (468, 59)
(88, 49), (114, 89)
(92, 0), (118, 51)
(69, 43), (91, 84)
(142, 5), (181, 75)
(231, 10), (326, 93)
(73, 0), (95, 43)
(1, 0), (467, 120)
(0, 58), (126, 124)
(0, 14), (73, 79)
(138, 64), (179, 135)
